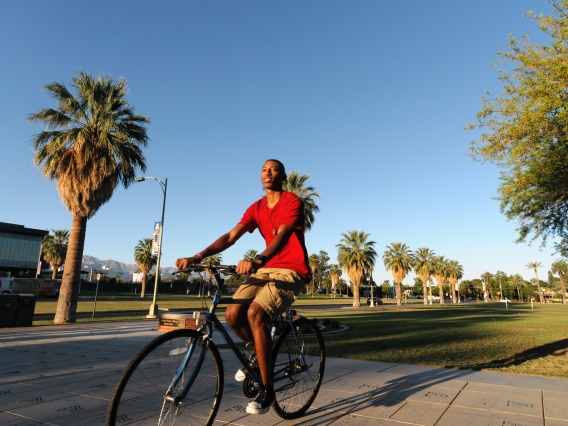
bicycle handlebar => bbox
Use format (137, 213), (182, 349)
(174, 264), (238, 275)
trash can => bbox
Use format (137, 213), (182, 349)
(0, 294), (18, 327)
(14, 294), (36, 327)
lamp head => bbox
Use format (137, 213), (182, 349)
(135, 177), (146, 182)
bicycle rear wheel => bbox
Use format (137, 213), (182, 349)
(106, 329), (223, 426)
(271, 317), (325, 419)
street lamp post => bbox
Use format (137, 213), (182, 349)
(136, 176), (168, 318)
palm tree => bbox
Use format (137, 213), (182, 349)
(510, 274), (526, 302)
(308, 253), (320, 297)
(282, 171), (320, 231)
(204, 254), (223, 297)
(383, 242), (413, 306)
(243, 249), (258, 261)
(336, 230), (376, 308)
(481, 272), (493, 302)
(526, 261), (543, 302)
(551, 260), (568, 304)
(29, 71), (149, 324)
(433, 256), (448, 304)
(328, 264), (342, 298)
(134, 238), (156, 299)
(41, 229), (69, 279)
(446, 260), (463, 303)
(494, 270), (507, 301)
(412, 247), (436, 305)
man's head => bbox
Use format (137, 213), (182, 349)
(261, 159), (287, 191)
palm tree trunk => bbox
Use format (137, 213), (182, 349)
(51, 263), (58, 279)
(450, 280), (457, 304)
(141, 272), (147, 298)
(395, 281), (402, 306)
(54, 215), (86, 324)
(534, 270), (543, 303)
(352, 283), (361, 308)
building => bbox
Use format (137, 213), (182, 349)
(0, 222), (48, 277)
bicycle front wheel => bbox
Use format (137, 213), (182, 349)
(106, 329), (223, 426)
(271, 317), (325, 419)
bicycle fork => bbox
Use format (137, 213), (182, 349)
(162, 335), (209, 408)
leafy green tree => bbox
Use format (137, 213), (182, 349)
(29, 71), (149, 324)
(282, 171), (320, 231)
(134, 238), (156, 299)
(446, 260), (464, 304)
(526, 261), (544, 302)
(412, 247), (436, 305)
(551, 259), (568, 304)
(510, 274), (526, 302)
(470, 1), (568, 247)
(243, 249), (258, 261)
(336, 230), (377, 308)
(383, 242), (413, 306)
(433, 256), (448, 304)
(41, 229), (69, 279)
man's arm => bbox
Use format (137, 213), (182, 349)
(175, 223), (248, 270)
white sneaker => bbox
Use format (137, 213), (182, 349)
(235, 352), (257, 382)
(235, 368), (247, 382)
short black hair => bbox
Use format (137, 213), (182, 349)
(265, 159), (286, 174)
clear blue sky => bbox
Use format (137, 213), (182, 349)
(1, 0), (559, 284)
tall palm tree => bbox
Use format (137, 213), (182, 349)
(526, 261), (543, 303)
(282, 171), (320, 231)
(336, 230), (376, 308)
(243, 249), (258, 261)
(481, 272), (493, 302)
(328, 264), (342, 298)
(29, 71), (149, 324)
(412, 247), (436, 305)
(41, 229), (69, 279)
(134, 238), (156, 299)
(551, 260), (568, 304)
(383, 242), (413, 306)
(433, 256), (448, 304)
(446, 260), (464, 304)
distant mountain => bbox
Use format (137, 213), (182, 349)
(81, 255), (177, 279)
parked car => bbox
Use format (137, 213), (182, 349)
(366, 297), (383, 306)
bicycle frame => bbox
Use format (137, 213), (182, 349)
(166, 266), (263, 402)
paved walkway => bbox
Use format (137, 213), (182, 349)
(0, 320), (567, 425)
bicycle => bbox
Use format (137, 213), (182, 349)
(106, 263), (325, 425)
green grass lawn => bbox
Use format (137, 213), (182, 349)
(32, 295), (568, 378)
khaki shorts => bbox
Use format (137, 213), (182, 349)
(232, 268), (306, 319)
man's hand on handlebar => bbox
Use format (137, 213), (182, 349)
(236, 259), (263, 275)
(175, 256), (201, 270)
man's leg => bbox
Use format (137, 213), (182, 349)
(246, 302), (272, 387)
(225, 303), (254, 344)
(245, 301), (275, 415)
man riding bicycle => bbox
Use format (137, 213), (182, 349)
(175, 159), (311, 415)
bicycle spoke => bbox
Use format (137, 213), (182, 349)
(107, 329), (224, 425)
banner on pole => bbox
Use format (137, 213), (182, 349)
(152, 222), (161, 256)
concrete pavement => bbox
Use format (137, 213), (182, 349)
(1, 320), (567, 425)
